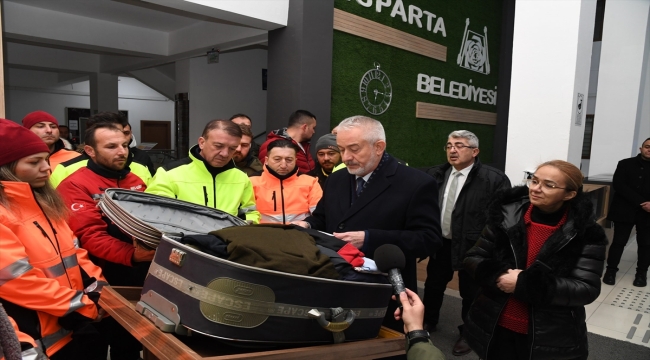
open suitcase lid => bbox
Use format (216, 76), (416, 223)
(98, 188), (247, 249)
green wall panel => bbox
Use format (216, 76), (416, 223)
(331, 0), (503, 167)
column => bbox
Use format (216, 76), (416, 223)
(266, 0), (334, 142)
(89, 73), (119, 114)
(504, 0), (597, 184)
(588, 0), (650, 177)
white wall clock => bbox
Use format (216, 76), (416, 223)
(359, 62), (392, 116)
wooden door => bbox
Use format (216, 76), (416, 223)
(140, 121), (171, 149)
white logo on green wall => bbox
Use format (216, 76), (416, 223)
(457, 18), (490, 75)
(360, 63), (392, 115)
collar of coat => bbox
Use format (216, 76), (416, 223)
(87, 155), (131, 180)
(190, 144), (236, 177)
(486, 185), (595, 237)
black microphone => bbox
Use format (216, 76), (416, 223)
(374, 244), (406, 301)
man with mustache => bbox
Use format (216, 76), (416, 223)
(146, 120), (260, 224)
(22, 110), (80, 171)
(308, 133), (342, 190)
(57, 122), (151, 360)
(422, 130), (510, 356)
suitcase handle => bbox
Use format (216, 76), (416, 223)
(307, 308), (356, 333)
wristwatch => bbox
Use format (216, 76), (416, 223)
(406, 329), (430, 347)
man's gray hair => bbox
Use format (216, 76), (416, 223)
(448, 130), (479, 148)
(338, 116), (386, 144)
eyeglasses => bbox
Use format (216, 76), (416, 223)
(526, 178), (568, 191)
(443, 143), (476, 151)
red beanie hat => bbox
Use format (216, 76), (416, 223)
(0, 119), (51, 167)
(22, 111), (59, 130)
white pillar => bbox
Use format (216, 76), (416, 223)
(504, 0), (596, 184)
(89, 73), (118, 113)
(588, 0), (650, 177)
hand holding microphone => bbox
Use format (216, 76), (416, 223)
(374, 244), (407, 302)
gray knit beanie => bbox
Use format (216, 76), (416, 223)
(315, 134), (339, 152)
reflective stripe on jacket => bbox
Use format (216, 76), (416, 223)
(50, 151), (153, 188)
(146, 145), (260, 224)
(250, 167), (322, 224)
(0, 181), (104, 357)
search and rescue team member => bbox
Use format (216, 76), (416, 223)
(0, 119), (107, 360)
(250, 139), (322, 224)
(146, 119), (260, 223)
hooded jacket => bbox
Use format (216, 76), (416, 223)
(259, 128), (315, 174)
(0, 181), (104, 357)
(235, 153), (264, 177)
(146, 145), (260, 224)
(250, 165), (322, 224)
(57, 159), (149, 286)
(463, 186), (607, 360)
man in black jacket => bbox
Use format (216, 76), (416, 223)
(422, 130), (511, 356)
(603, 137), (650, 287)
(293, 115), (442, 332)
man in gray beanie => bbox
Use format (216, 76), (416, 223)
(308, 133), (342, 189)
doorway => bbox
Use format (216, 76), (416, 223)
(140, 120), (172, 149)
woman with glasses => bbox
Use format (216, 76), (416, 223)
(462, 160), (607, 360)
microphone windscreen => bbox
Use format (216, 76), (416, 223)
(374, 244), (406, 272)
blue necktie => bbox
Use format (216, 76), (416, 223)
(356, 177), (365, 197)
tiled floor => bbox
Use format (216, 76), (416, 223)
(416, 231), (650, 349)
(587, 238), (650, 348)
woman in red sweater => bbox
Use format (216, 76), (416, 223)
(463, 160), (607, 360)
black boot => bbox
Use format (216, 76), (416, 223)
(633, 271), (647, 287)
(602, 268), (617, 285)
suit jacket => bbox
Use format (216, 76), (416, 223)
(306, 153), (442, 290)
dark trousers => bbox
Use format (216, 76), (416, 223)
(423, 238), (480, 328)
(607, 215), (650, 273)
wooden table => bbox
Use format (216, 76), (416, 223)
(99, 286), (405, 360)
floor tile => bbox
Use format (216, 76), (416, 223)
(584, 301), (601, 321)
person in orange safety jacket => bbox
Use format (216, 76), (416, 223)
(250, 139), (322, 224)
(22, 111), (80, 172)
(0, 119), (107, 360)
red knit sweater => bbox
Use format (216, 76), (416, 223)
(498, 204), (568, 334)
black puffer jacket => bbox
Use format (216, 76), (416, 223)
(426, 158), (511, 269)
(463, 186), (607, 360)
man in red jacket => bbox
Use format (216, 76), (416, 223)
(259, 110), (317, 174)
(57, 122), (152, 360)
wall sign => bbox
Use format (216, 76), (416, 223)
(359, 63), (393, 115)
(575, 93), (584, 126)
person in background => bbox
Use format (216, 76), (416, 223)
(393, 289), (445, 360)
(602, 137), (650, 287)
(250, 139), (322, 224)
(0, 119), (107, 360)
(422, 130), (511, 356)
(308, 133), (342, 189)
(463, 160), (607, 360)
(49, 112), (154, 188)
(146, 120), (260, 224)
(233, 124), (264, 176)
(22, 111), (80, 171)
(57, 125), (75, 150)
(259, 110), (317, 174)
(230, 113), (260, 159)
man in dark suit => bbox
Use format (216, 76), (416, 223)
(422, 130), (511, 356)
(602, 137), (650, 287)
(293, 115), (442, 332)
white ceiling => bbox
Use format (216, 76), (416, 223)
(7, 0), (199, 32)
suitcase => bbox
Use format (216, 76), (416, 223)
(99, 189), (393, 344)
